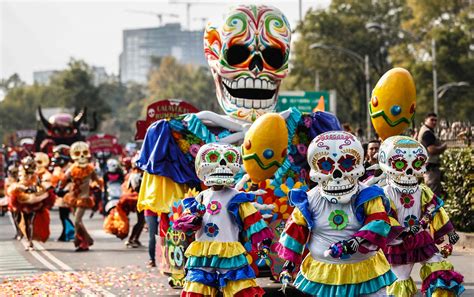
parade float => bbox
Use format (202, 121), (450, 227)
(136, 4), (341, 287)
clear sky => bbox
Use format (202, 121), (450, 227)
(1, 0), (330, 84)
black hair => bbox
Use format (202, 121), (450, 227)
(425, 112), (437, 119)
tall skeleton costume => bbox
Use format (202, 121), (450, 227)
(60, 141), (103, 251)
(379, 136), (464, 297)
(277, 131), (397, 296)
(173, 143), (271, 297)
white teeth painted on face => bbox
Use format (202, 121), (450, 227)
(245, 78), (253, 88)
(220, 77), (279, 110)
(244, 99), (252, 108)
(254, 80), (262, 88)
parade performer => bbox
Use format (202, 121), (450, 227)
(59, 141), (103, 251)
(5, 164), (23, 240)
(35, 152), (53, 191)
(137, 4), (341, 283)
(104, 155), (145, 247)
(8, 156), (54, 250)
(379, 136), (464, 297)
(173, 143), (271, 297)
(50, 145), (75, 242)
(277, 131), (397, 296)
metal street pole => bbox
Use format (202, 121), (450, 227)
(365, 54), (371, 140)
(432, 38), (438, 115)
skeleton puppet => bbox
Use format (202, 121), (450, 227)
(379, 136), (464, 297)
(277, 131), (397, 296)
(173, 143), (271, 297)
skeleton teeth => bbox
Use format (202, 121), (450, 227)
(254, 79), (262, 88)
(262, 81), (268, 89)
(253, 100), (261, 108)
(245, 78), (253, 88)
(237, 79), (245, 88)
(236, 98), (244, 107)
(244, 99), (252, 108)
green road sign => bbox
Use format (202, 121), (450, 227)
(277, 91), (330, 113)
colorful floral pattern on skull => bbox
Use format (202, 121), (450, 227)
(204, 5), (291, 122)
(307, 131), (364, 204)
(379, 136), (428, 194)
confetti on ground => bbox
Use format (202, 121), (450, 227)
(0, 265), (176, 296)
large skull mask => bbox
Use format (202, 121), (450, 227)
(308, 131), (364, 204)
(34, 152), (50, 171)
(70, 141), (91, 168)
(195, 143), (241, 187)
(204, 5), (291, 122)
(379, 136), (427, 194)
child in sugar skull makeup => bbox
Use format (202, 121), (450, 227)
(276, 131), (397, 296)
(379, 136), (464, 297)
(173, 143), (271, 297)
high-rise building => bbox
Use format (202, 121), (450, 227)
(119, 23), (206, 84)
(33, 67), (109, 86)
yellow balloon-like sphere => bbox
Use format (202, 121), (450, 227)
(369, 67), (416, 140)
(242, 113), (288, 183)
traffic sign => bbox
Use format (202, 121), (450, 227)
(277, 91), (330, 113)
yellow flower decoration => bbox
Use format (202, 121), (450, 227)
(177, 139), (191, 153)
(184, 188), (199, 198)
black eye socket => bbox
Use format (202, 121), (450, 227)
(226, 45), (251, 66)
(262, 47), (284, 69)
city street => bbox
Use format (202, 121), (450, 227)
(0, 209), (473, 296)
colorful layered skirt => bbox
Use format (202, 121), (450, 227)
(182, 241), (264, 297)
(293, 250), (396, 296)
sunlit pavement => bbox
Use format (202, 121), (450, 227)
(0, 210), (472, 296)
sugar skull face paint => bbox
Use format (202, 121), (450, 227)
(204, 5), (291, 122)
(379, 136), (428, 194)
(307, 131), (365, 204)
(195, 143), (242, 187)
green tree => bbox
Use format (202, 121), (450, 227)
(147, 56), (218, 112)
(284, 0), (411, 130)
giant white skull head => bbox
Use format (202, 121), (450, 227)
(307, 131), (364, 204)
(379, 136), (427, 194)
(195, 143), (241, 186)
(204, 5), (291, 122)
(70, 141), (91, 168)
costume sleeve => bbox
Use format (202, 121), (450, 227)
(419, 184), (455, 241)
(238, 202), (273, 248)
(386, 199), (405, 243)
(135, 120), (200, 186)
(172, 196), (201, 232)
(354, 196), (392, 252)
(276, 189), (312, 264)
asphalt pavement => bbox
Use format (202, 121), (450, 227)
(0, 209), (473, 296)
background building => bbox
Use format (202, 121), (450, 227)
(119, 23), (206, 84)
(33, 67), (109, 86)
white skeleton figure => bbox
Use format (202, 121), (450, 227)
(307, 131), (365, 204)
(193, 4), (292, 144)
(70, 141), (91, 168)
(378, 136), (428, 195)
(195, 143), (241, 187)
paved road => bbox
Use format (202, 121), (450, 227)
(0, 209), (473, 296)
